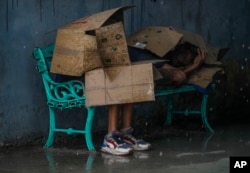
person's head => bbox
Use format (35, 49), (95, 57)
(170, 42), (198, 66)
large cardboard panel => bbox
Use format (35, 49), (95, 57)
(127, 26), (183, 57)
(96, 22), (131, 67)
(50, 6), (134, 76)
(85, 63), (155, 106)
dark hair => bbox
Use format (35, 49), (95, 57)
(164, 42), (198, 66)
(165, 42), (198, 60)
(174, 42), (198, 57)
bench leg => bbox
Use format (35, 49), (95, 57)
(166, 96), (173, 125)
(44, 107), (55, 148)
(201, 95), (214, 133)
(85, 107), (96, 151)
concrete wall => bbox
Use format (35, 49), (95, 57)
(0, 0), (250, 145)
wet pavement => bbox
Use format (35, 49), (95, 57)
(1, 122), (250, 173)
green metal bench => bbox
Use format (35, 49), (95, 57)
(32, 44), (214, 151)
(33, 44), (96, 151)
(155, 85), (214, 133)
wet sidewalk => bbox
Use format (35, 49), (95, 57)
(1, 123), (250, 173)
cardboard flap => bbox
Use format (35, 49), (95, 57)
(50, 6), (134, 76)
(96, 22), (131, 67)
(217, 48), (230, 61)
(205, 44), (230, 65)
(60, 5), (134, 32)
(174, 28), (207, 52)
(187, 67), (223, 88)
(127, 26), (183, 57)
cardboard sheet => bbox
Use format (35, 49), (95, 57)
(127, 26), (183, 57)
(85, 63), (155, 106)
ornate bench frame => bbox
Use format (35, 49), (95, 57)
(32, 44), (214, 152)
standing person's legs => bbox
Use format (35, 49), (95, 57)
(121, 103), (152, 151)
(108, 104), (119, 133)
(101, 104), (133, 155)
(122, 103), (133, 128)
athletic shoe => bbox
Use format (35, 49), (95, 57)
(101, 131), (133, 155)
(121, 127), (152, 151)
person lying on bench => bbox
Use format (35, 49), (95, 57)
(157, 42), (205, 86)
(100, 42), (205, 156)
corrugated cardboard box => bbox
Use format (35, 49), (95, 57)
(50, 6), (134, 76)
(127, 26), (183, 57)
(85, 63), (155, 107)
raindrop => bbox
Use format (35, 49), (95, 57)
(242, 44), (245, 48)
(224, 92), (227, 96)
(245, 57), (248, 62)
(240, 87), (243, 91)
(248, 46), (250, 50)
(159, 151), (163, 156)
(232, 36), (235, 40)
(241, 66), (244, 70)
(23, 45), (26, 49)
(209, 107), (213, 111)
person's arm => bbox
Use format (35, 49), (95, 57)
(180, 48), (205, 76)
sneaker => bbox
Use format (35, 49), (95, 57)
(101, 131), (133, 155)
(121, 127), (152, 151)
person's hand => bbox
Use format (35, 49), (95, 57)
(193, 48), (205, 65)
